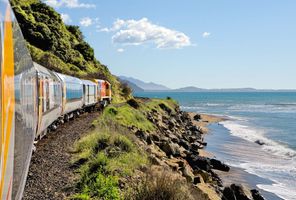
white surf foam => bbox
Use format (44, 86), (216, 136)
(239, 162), (296, 200)
(221, 120), (296, 159)
(220, 119), (296, 199)
(257, 182), (296, 200)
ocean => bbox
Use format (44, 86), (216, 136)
(135, 92), (296, 200)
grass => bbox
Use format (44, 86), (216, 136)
(141, 97), (178, 115)
(100, 98), (179, 133)
(102, 105), (155, 132)
(71, 97), (181, 199)
(71, 120), (148, 200)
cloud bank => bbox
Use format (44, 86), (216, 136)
(101, 18), (191, 49)
(43, 0), (96, 8)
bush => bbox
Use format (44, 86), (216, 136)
(121, 82), (132, 99)
(127, 98), (140, 109)
(113, 135), (134, 153)
(125, 168), (203, 200)
(75, 42), (95, 61)
(107, 107), (118, 115)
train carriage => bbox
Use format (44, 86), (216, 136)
(34, 63), (63, 138)
(82, 80), (97, 109)
(55, 73), (84, 119)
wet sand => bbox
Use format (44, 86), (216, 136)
(188, 112), (226, 158)
(188, 112), (226, 133)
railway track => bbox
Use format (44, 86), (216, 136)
(23, 112), (100, 200)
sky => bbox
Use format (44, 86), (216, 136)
(43, 0), (296, 89)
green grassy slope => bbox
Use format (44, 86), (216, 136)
(10, 0), (126, 102)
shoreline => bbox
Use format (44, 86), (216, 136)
(188, 112), (225, 158)
(189, 112), (283, 200)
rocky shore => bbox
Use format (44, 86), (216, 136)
(131, 100), (265, 200)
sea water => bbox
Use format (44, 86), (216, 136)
(135, 92), (296, 200)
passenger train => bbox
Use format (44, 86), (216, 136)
(0, 1), (112, 199)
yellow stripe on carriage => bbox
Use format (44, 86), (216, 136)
(0, 6), (15, 199)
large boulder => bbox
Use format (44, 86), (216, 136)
(135, 130), (148, 142)
(150, 133), (160, 142)
(189, 125), (199, 132)
(191, 142), (203, 151)
(193, 169), (212, 183)
(179, 139), (190, 150)
(251, 189), (265, 200)
(210, 158), (230, 172)
(186, 155), (211, 172)
(181, 164), (194, 182)
(222, 184), (252, 200)
(160, 141), (181, 157)
(193, 114), (201, 121)
(222, 186), (236, 200)
(231, 184), (252, 200)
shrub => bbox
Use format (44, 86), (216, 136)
(75, 42), (95, 61)
(127, 98), (140, 109)
(125, 168), (206, 200)
(107, 107), (118, 115)
(113, 135), (134, 153)
(121, 82), (132, 99)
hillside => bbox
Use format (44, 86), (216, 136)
(10, 0), (126, 102)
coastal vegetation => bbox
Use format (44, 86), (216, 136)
(70, 98), (212, 200)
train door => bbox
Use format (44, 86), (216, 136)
(87, 85), (90, 104)
(83, 84), (86, 105)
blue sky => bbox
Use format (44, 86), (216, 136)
(44, 0), (296, 89)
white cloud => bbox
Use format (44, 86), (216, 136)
(43, 0), (59, 7)
(99, 27), (110, 32)
(102, 18), (191, 49)
(80, 17), (92, 27)
(43, 0), (96, 8)
(61, 13), (72, 24)
(117, 48), (125, 53)
(202, 32), (211, 38)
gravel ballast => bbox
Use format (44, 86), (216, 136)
(23, 112), (99, 200)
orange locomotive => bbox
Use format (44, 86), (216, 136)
(92, 79), (112, 107)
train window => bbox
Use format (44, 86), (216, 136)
(66, 82), (82, 101)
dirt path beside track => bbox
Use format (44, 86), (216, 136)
(23, 112), (99, 200)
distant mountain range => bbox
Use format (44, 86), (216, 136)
(118, 78), (145, 92)
(118, 76), (170, 91)
(118, 76), (296, 92)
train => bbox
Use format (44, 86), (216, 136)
(0, 1), (112, 199)
(33, 63), (112, 139)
